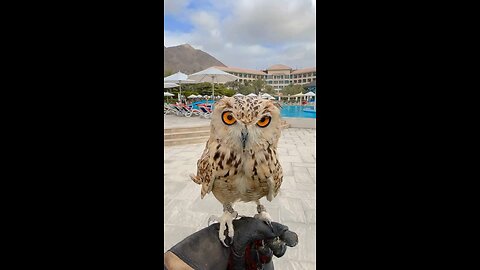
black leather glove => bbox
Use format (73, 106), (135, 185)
(167, 217), (298, 270)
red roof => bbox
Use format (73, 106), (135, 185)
(291, 67), (316, 74)
(213, 66), (267, 76)
(266, 64), (292, 70)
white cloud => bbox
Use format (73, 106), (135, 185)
(164, 0), (190, 15)
(164, 0), (316, 69)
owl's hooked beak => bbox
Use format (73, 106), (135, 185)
(241, 129), (248, 149)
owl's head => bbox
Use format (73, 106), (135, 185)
(210, 96), (282, 151)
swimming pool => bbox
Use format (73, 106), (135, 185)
(190, 100), (215, 109)
(188, 102), (316, 118)
(281, 105), (316, 118)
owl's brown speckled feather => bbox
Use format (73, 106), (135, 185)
(190, 96), (283, 205)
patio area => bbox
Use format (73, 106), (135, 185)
(164, 127), (316, 269)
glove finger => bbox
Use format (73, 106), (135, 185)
(257, 244), (273, 264)
(232, 218), (276, 251)
(280, 230), (298, 247)
(265, 238), (287, 258)
(270, 221), (289, 236)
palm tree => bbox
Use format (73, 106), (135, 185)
(252, 79), (266, 95)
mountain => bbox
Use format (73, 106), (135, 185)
(164, 44), (226, 75)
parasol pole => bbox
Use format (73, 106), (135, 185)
(179, 84), (182, 103)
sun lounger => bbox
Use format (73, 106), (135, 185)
(176, 105), (193, 117)
(198, 105), (212, 118)
(180, 104), (202, 117)
(164, 104), (178, 115)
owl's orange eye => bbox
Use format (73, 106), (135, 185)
(257, 116), (271, 127)
(222, 111), (236, 125)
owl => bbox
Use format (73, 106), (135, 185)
(190, 95), (283, 246)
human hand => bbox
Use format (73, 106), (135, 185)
(225, 217), (298, 270)
(165, 216), (298, 270)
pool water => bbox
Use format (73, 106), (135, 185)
(190, 100), (215, 109)
(188, 101), (316, 118)
(281, 105), (316, 118)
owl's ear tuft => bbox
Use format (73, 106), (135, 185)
(215, 97), (233, 109)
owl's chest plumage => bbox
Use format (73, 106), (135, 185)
(210, 143), (280, 203)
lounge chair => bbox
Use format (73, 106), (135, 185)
(198, 105), (212, 118)
(176, 105), (193, 117)
(180, 104), (202, 116)
(164, 104), (178, 115)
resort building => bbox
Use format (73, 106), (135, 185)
(214, 64), (316, 92)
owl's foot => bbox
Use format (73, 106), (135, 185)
(255, 204), (273, 230)
(208, 210), (238, 247)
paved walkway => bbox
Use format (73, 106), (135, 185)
(164, 114), (211, 129)
(164, 128), (316, 269)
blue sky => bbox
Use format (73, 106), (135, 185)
(164, 0), (316, 70)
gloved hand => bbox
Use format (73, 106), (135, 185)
(165, 217), (298, 270)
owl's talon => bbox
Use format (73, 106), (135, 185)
(254, 211), (273, 230)
(265, 220), (273, 230)
(217, 210), (237, 246)
(221, 238), (229, 248)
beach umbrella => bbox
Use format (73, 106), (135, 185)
(164, 91), (174, 101)
(164, 72), (197, 102)
(188, 67), (240, 104)
(261, 93), (273, 99)
(304, 91), (316, 109)
(233, 93), (244, 97)
(164, 83), (179, 88)
(187, 94), (197, 99)
(304, 91), (316, 96)
(195, 95), (203, 98)
(304, 91), (316, 104)
(247, 93), (257, 97)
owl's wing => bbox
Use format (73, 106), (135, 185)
(271, 154), (283, 197)
(190, 140), (215, 199)
(255, 145), (283, 201)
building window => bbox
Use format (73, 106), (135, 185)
(303, 79), (306, 83)
(308, 79), (311, 82)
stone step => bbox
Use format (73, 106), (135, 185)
(164, 136), (209, 146)
(164, 130), (211, 140)
(164, 126), (210, 134)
